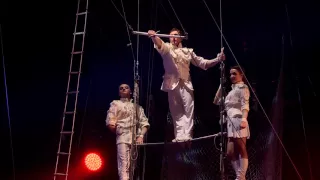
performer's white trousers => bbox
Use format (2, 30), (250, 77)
(117, 143), (130, 180)
(168, 83), (194, 141)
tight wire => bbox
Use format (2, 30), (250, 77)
(1, 24), (16, 180)
(201, 0), (303, 179)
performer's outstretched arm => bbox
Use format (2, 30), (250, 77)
(148, 30), (170, 55)
(191, 48), (225, 70)
(148, 30), (163, 48)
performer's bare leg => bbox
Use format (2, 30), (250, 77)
(227, 138), (240, 177)
(234, 138), (248, 180)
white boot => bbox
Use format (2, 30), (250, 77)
(237, 158), (248, 180)
(231, 160), (240, 178)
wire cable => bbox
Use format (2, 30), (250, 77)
(166, 0), (187, 33)
(119, 0), (136, 62)
(286, 4), (313, 179)
(1, 24), (16, 180)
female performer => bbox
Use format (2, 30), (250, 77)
(213, 66), (250, 180)
(106, 84), (150, 180)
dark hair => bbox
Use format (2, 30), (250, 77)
(169, 28), (182, 35)
(230, 65), (245, 75)
(119, 83), (131, 89)
(230, 65), (248, 84)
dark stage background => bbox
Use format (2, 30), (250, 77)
(1, 0), (319, 179)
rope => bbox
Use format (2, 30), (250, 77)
(201, 1), (303, 179)
(136, 0), (140, 67)
(296, 76), (313, 180)
(166, 0), (187, 33)
(77, 78), (92, 149)
(110, 0), (134, 31)
(219, 0), (223, 48)
(118, 0), (136, 62)
(130, 0), (140, 168)
(1, 24), (16, 180)
(142, 0), (159, 179)
(159, 0), (175, 27)
(110, 0), (140, 178)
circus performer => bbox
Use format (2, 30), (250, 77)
(148, 28), (225, 142)
(106, 84), (150, 180)
(213, 66), (250, 180)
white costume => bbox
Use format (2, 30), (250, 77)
(106, 98), (150, 180)
(225, 82), (250, 139)
(155, 41), (222, 142)
(214, 81), (250, 180)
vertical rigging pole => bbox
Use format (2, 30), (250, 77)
(218, 0), (227, 179)
(130, 0), (140, 179)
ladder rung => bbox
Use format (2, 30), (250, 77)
(77, 12), (88, 15)
(69, 71), (80, 74)
(60, 131), (73, 134)
(74, 32), (84, 35)
(64, 111), (74, 115)
(67, 91), (79, 94)
(71, 51), (83, 55)
(54, 173), (67, 176)
(58, 152), (70, 155)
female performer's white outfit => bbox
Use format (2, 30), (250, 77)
(106, 98), (150, 180)
(225, 82), (250, 139)
(216, 81), (250, 180)
(155, 41), (222, 142)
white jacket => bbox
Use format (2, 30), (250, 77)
(155, 41), (220, 91)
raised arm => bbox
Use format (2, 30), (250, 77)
(106, 101), (117, 133)
(148, 30), (170, 55)
(148, 30), (162, 48)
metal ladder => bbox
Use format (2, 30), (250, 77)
(53, 0), (89, 179)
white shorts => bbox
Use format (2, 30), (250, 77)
(227, 117), (250, 139)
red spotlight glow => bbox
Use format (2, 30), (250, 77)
(84, 153), (102, 171)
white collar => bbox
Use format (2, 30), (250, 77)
(170, 42), (183, 49)
(120, 98), (132, 102)
(231, 81), (245, 89)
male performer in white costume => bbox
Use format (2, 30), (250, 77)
(148, 28), (225, 142)
(106, 84), (150, 180)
